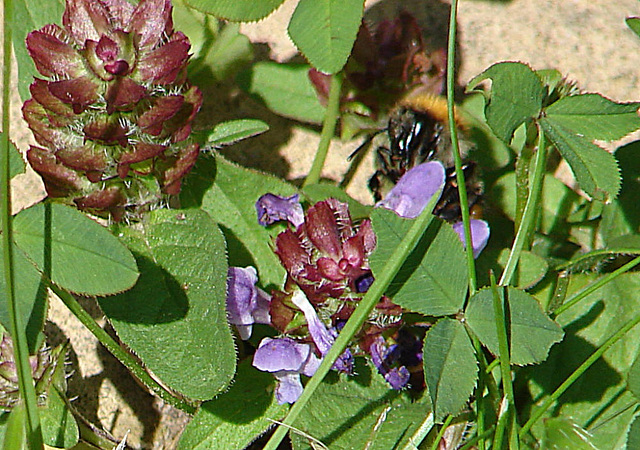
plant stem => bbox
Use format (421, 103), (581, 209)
(303, 72), (343, 187)
(401, 413), (434, 450)
(499, 126), (546, 286)
(553, 255), (640, 317)
(490, 272), (518, 449)
(519, 312), (640, 437)
(2, 2), (44, 446)
(263, 194), (441, 450)
(51, 285), (196, 414)
(430, 415), (453, 450)
(446, 0), (476, 294)
(490, 275), (515, 406)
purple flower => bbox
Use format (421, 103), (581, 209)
(256, 193), (304, 227)
(291, 290), (353, 373)
(369, 336), (410, 389)
(376, 161), (446, 219)
(377, 161), (490, 258)
(226, 267), (271, 340)
(452, 220), (490, 259)
(252, 337), (321, 404)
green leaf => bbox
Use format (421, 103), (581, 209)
(178, 359), (288, 449)
(370, 209), (468, 316)
(0, 136), (26, 184)
(237, 62), (326, 124)
(184, 0), (285, 21)
(423, 318), (477, 422)
(40, 388), (78, 448)
(301, 183), (371, 220)
(288, 0), (364, 74)
(2, 405), (26, 449)
(497, 249), (548, 289)
(11, 0), (65, 100)
(0, 241), (46, 353)
(626, 413), (640, 450)
(180, 154), (292, 287)
(541, 418), (598, 450)
(467, 62), (544, 143)
(99, 209), (235, 400)
(628, 351), (640, 402)
(600, 142), (640, 241)
(291, 358), (433, 450)
(466, 287), (564, 366)
(492, 172), (581, 236)
(174, 3), (253, 81)
(544, 94), (640, 142)
(204, 119), (269, 147)
(627, 17), (640, 39)
(12, 203), (139, 296)
(525, 273), (640, 447)
(460, 93), (514, 171)
(200, 22), (253, 81)
(540, 117), (621, 202)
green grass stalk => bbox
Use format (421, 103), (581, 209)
(2, 2), (44, 446)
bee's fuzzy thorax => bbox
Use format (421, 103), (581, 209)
(399, 92), (468, 132)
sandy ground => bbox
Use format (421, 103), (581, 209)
(3, 0), (640, 448)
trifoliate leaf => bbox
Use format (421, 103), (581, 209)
(540, 117), (621, 202)
(370, 209), (468, 316)
(626, 17), (640, 39)
(541, 418), (598, 450)
(467, 62), (544, 143)
(288, 0), (364, 74)
(544, 94), (640, 142)
(626, 413), (640, 450)
(497, 249), (548, 289)
(466, 287), (564, 366)
(423, 318), (477, 422)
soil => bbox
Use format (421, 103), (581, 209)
(3, 0), (640, 448)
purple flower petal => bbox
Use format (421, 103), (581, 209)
(385, 366), (410, 390)
(376, 161), (446, 218)
(291, 290), (334, 356)
(252, 337), (321, 404)
(291, 290), (353, 373)
(256, 193), (304, 227)
(273, 371), (304, 404)
(369, 336), (410, 390)
(452, 219), (490, 258)
(252, 337), (311, 373)
(226, 266), (271, 340)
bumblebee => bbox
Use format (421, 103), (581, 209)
(361, 93), (483, 222)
